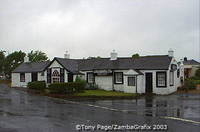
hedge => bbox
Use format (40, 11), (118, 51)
(184, 78), (200, 89)
(48, 82), (86, 94)
(28, 81), (46, 91)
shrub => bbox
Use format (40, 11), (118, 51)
(184, 78), (200, 89)
(85, 83), (99, 90)
(195, 68), (200, 78)
(48, 83), (72, 94)
(28, 81), (46, 91)
(48, 82), (86, 94)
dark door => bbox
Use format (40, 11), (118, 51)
(31, 72), (38, 82)
(68, 73), (73, 82)
(145, 73), (153, 93)
(60, 68), (65, 82)
(47, 68), (52, 83)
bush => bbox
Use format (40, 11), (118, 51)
(48, 82), (86, 94)
(48, 83), (72, 94)
(85, 83), (99, 90)
(28, 81), (46, 91)
(184, 78), (200, 89)
(195, 68), (200, 78)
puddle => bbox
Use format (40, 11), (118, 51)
(0, 98), (11, 103)
(0, 110), (23, 117)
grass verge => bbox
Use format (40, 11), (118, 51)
(0, 80), (11, 87)
(73, 90), (138, 99)
(176, 89), (200, 94)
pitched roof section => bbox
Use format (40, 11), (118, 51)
(183, 59), (200, 65)
(55, 58), (79, 73)
(12, 55), (172, 73)
(77, 55), (172, 71)
(12, 61), (50, 73)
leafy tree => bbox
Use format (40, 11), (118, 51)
(4, 51), (26, 78)
(132, 53), (140, 58)
(28, 50), (48, 62)
(0, 51), (5, 74)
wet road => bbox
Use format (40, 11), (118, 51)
(0, 84), (200, 132)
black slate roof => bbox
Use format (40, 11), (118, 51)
(77, 55), (172, 71)
(55, 58), (79, 73)
(183, 59), (200, 65)
(12, 55), (173, 73)
(12, 61), (51, 73)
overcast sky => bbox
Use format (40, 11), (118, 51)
(0, 0), (199, 61)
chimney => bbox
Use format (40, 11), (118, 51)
(64, 51), (70, 59)
(184, 57), (187, 61)
(24, 55), (29, 63)
(168, 48), (174, 57)
(110, 50), (118, 60)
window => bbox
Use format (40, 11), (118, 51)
(41, 72), (44, 76)
(87, 73), (94, 83)
(52, 78), (60, 83)
(177, 69), (180, 78)
(170, 71), (174, 86)
(20, 73), (25, 82)
(52, 70), (60, 83)
(114, 72), (123, 84)
(156, 72), (166, 87)
(128, 76), (136, 86)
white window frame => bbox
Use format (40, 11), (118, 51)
(128, 76), (136, 86)
(114, 72), (123, 84)
(87, 73), (94, 83)
(52, 70), (60, 83)
(169, 71), (174, 86)
(20, 73), (25, 82)
(156, 72), (166, 87)
(52, 77), (60, 83)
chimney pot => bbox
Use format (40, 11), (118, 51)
(168, 48), (174, 57)
(110, 50), (118, 60)
(24, 55), (29, 63)
(64, 51), (70, 59)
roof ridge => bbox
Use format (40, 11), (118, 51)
(55, 55), (169, 60)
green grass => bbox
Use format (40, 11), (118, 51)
(74, 90), (137, 97)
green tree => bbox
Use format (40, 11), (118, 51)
(0, 51), (5, 74)
(4, 51), (26, 78)
(132, 53), (140, 58)
(28, 50), (48, 62)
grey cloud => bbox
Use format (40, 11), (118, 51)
(0, 0), (199, 61)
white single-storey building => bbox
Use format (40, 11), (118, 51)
(11, 50), (183, 95)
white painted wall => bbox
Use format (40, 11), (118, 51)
(11, 73), (31, 87)
(95, 76), (113, 91)
(49, 60), (63, 68)
(123, 75), (136, 93)
(137, 75), (144, 93)
(82, 69), (145, 94)
(38, 72), (45, 81)
(113, 69), (127, 92)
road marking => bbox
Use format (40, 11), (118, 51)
(162, 116), (200, 125)
(45, 96), (200, 125)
